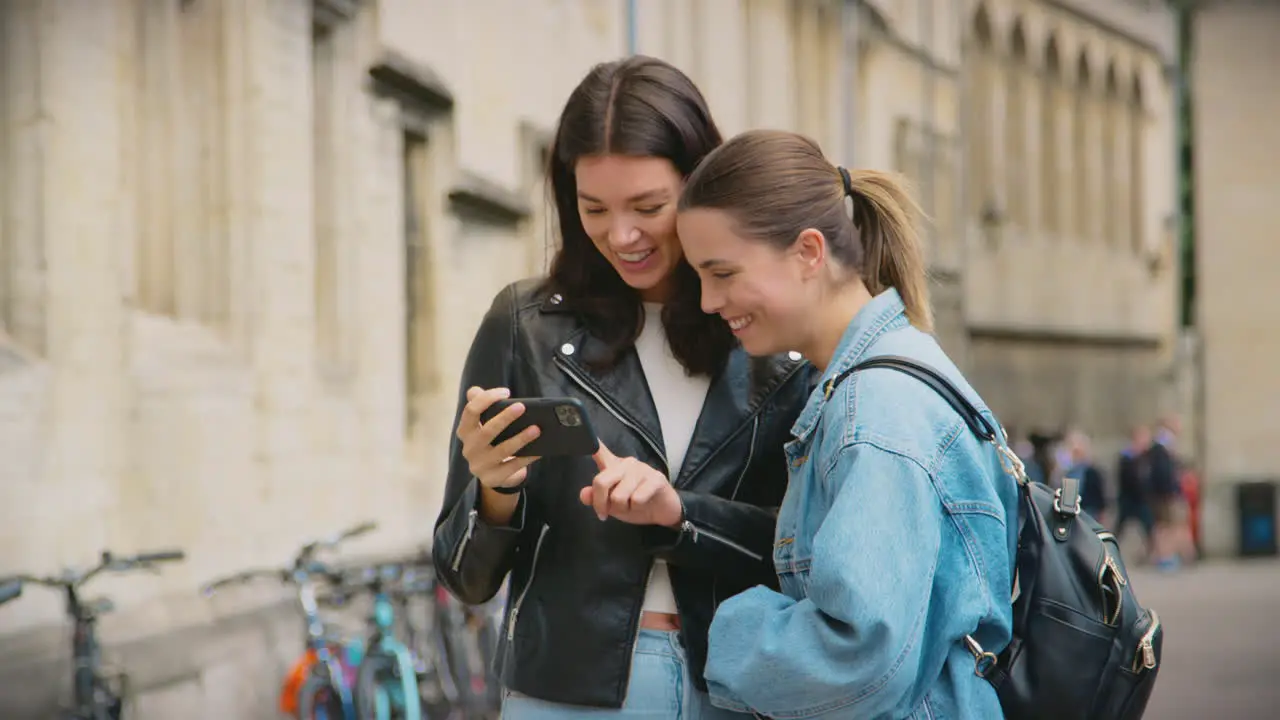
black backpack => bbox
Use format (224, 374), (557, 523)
(829, 356), (1163, 720)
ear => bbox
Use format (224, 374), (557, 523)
(793, 228), (827, 279)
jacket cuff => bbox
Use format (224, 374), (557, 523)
(443, 478), (524, 592)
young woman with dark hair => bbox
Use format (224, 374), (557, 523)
(432, 60), (813, 717)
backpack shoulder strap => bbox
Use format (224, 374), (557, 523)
(826, 355), (999, 444)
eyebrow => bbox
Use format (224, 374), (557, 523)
(696, 259), (731, 270)
(577, 189), (670, 204)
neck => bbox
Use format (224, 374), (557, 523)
(799, 281), (875, 372)
(639, 278), (673, 304)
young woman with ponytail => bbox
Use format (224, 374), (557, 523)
(675, 129), (1019, 719)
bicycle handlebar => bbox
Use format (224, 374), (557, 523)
(200, 567), (290, 596)
(297, 519), (378, 562)
(0, 579), (21, 605)
(135, 549), (186, 564)
(201, 521), (376, 597)
(14, 548), (187, 589)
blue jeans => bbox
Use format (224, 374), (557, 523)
(501, 629), (750, 719)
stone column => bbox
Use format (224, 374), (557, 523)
(223, 0), (317, 497)
(10, 0), (130, 551)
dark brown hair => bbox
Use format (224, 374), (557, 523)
(678, 129), (934, 331)
(543, 56), (734, 376)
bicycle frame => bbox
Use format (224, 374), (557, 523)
(12, 549), (185, 720)
(201, 521), (375, 720)
(355, 565), (421, 720)
(294, 566), (358, 719)
(67, 586), (117, 719)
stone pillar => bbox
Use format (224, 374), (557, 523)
(225, 0), (317, 511)
(19, 1), (129, 553)
(1, 2), (49, 354)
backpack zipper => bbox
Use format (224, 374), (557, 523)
(1132, 609), (1161, 672)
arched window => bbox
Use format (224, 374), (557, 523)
(1040, 36), (1062, 235)
(1005, 20), (1029, 230)
(1103, 63), (1124, 248)
(1130, 73), (1146, 254)
(1073, 51), (1092, 241)
(967, 5), (995, 219)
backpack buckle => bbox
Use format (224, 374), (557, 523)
(964, 635), (998, 678)
(1053, 486), (1081, 517)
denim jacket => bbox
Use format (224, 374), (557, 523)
(704, 289), (1019, 719)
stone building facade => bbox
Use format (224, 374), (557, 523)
(0, 0), (1180, 716)
(953, 0), (1179, 455)
(1189, 0), (1280, 558)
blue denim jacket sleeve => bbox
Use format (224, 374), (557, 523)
(705, 442), (944, 719)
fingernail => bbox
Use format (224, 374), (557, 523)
(497, 388), (511, 398)
(597, 513), (606, 522)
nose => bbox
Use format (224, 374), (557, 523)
(700, 283), (723, 315)
(609, 220), (642, 249)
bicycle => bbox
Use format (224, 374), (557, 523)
(201, 521), (376, 720)
(402, 556), (504, 720)
(0, 577), (21, 606)
(8, 548), (186, 720)
(344, 561), (422, 720)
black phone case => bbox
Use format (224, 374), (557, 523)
(479, 397), (600, 457)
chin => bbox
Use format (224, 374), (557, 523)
(738, 335), (785, 358)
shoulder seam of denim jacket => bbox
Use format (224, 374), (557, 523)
(815, 378), (967, 484)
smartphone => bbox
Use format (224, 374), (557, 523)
(479, 397), (600, 457)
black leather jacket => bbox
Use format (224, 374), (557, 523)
(432, 279), (814, 708)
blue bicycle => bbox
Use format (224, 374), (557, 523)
(201, 521), (376, 720)
(348, 562), (423, 720)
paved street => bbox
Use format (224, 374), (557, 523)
(1130, 558), (1280, 719)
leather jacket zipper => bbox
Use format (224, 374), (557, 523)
(554, 356), (669, 474)
(507, 523), (551, 641)
(681, 521), (765, 562)
(451, 508), (479, 573)
(714, 417), (759, 610)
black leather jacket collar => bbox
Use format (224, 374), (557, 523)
(432, 279), (815, 708)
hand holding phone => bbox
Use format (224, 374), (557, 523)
(456, 388), (544, 493)
(479, 396), (600, 458)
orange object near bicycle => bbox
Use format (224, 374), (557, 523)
(279, 649), (320, 715)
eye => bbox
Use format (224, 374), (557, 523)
(710, 271), (735, 280)
(582, 206), (606, 216)
(636, 205), (665, 216)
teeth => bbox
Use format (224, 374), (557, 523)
(617, 250), (654, 263)
(727, 316), (753, 331)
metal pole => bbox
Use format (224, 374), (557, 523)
(626, 0), (638, 55)
(842, 0), (860, 166)
(953, 0), (969, 367)
(920, 0), (937, 248)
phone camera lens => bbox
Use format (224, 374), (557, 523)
(555, 405), (582, 427)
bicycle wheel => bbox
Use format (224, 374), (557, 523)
(354, 653), (395, 720)
(297, 676), (347, 720)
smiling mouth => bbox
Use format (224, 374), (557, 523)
(616, 249), (655, 263)
(725, 315), (753, 331)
